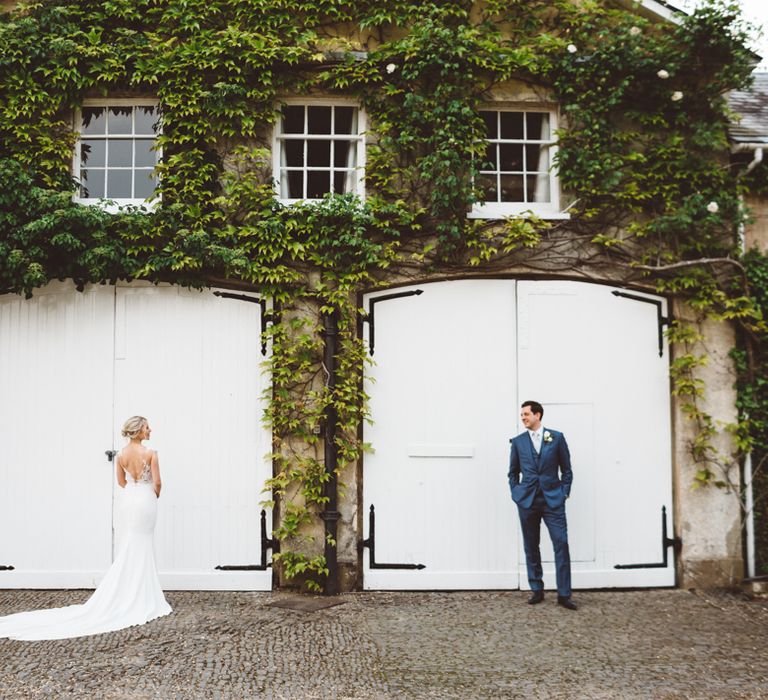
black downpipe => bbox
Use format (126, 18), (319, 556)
(321, 310), (340, 595)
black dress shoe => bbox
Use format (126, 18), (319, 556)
(557, 596), (577, 610)
(528, 590), (545, 605)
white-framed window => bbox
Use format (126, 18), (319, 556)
(73, 99), (160, 208)
(273, 101), (365, 202)
(471, 107), (567, 219)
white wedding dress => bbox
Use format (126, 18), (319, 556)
(0, 458), (172, 640)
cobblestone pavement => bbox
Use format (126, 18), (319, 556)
(1, 588), (767, 699)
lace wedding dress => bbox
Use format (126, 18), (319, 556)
(0, 458), (172, 640)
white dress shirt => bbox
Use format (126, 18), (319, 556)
(529, 428), (543, 453)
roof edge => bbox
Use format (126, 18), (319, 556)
(612, 0), (683, 25)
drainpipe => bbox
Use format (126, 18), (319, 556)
(742, 145), (764, 175)
(733, 143), (764, 581)
(744, 453), (756, 579)
(321, 309), (340, 595)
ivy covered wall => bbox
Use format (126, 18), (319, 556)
(0, 0), (765, 588)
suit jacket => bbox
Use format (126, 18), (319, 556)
(508, 428), (573, 509)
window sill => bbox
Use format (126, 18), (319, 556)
(276, 195), (365, 205)
(73, 197), (159, 213)
(468, 207), (570, 221)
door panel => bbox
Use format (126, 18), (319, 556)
(0, 282), (114, 588)
(363, 280), (519, 589)
(517, 281), (674, 587)
(114, 285), (272, 590)
(363, 279), (675, 590)
(1, 282), (272, 591)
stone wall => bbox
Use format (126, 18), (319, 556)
(745, 194), (768, 253)
(670, 305), (744, 588)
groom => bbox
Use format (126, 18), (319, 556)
(508, 400), (576, 610)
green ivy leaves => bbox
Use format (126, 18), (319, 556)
(0, 0), (764, 585)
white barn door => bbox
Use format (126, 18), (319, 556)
(114, 285), (272, 590)
(517, 281), (674, 587)
(363, 279), (675, 590)
(0, 282), (114, 588)
(0, 282), (272, 591)
(362, 280), (519, 589)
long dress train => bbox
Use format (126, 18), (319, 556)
(0, 460), (171, 640)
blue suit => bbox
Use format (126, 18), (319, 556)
(508, 428), (573, 597)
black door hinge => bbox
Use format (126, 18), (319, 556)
(614, 505), (681, 569)
(360, 504), (426, 570)
(362, 289), (423, 355)
(612, 290), (672, 357)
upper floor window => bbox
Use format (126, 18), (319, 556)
(74, 100), (160, 206)
(274, 102), (365, 201)
(472, 108), (565, 219)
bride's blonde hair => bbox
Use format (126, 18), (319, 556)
(121, 415), (148, 439)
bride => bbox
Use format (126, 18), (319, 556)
(0, 416), (172, 640)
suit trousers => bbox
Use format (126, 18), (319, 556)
(517, 489), (572, 597)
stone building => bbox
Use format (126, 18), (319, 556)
(0, 0), (758, 593)
(729, 72), (768, 584)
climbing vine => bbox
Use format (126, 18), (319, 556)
(0, 0), (763, 588)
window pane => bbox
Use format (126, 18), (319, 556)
(135, 139), (157, 167)
(525, 144), (548, 171)
(500, 112), (523, 139)
(500, 174), (524, 202)
(81, 107), (106, 135)
(480, 142), (497, 170)
(307, 140), (330, 167)
(334, 171), (355, 194)
(135, 106), (157, 135)
(282, 106), (304, 134)
(527, 112), (550, 140)
(499, 144), (523, 171)
(108, 106), (133, 134)
(81, 140), (105, 167)
(284, 170), (303, 198)
(528, 174), (550, 202)
(334, 140), (356, 168)
(308, 106), (332, 134)
(108, 140), (133, 167)
(283, 139), (304, 167)
(106, 169), (132, 198)
(307, 170), (330, 198)
(334, 107), (357, 134)
(480, 111), (497, 139)
(134, 169), (157, 199)
(80, 169), (105, 199)
(476, 173), (497, 202)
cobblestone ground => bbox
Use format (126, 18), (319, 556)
(1, 588), (767, 699)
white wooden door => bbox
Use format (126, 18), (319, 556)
(362, 280), (519, 589)
(0, 281), (114, 588)
(1, 282), (272, 591)
(113, 284), (272, 590)
(363, 279), (675, 590)
(517, 281), (674, 587)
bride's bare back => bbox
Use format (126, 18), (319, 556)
(117, 445), (162, 496)
(0, 416), (171, 640)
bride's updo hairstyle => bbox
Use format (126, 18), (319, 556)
(121, 416), (148, 439)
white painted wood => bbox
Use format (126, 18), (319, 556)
(363, 280), (519, 590)
(1, 282), (272, 591)
(407, 445), (475, 458)
(113, 284), (272, 590)
(363, 279), (674, 590)
(517, 281), (674, 588)
(0, 281), (115, 588)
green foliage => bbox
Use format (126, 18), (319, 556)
(733, 250), (768, 572)
(0, 0), (763, 586)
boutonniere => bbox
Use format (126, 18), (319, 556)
(543, 431), (553, 443)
